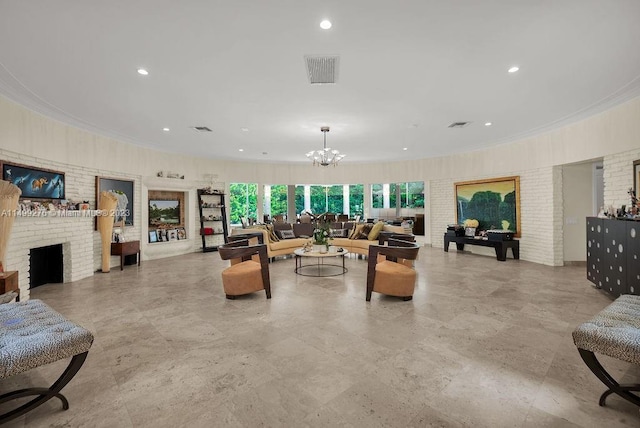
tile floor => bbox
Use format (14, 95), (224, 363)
(1, 246), (639, 427)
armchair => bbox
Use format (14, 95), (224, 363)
(218, 240), (271, 299)
(366, 239), (419, 301)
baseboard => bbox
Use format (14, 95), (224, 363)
(564, 261), (587, 267)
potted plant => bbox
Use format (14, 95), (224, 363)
(313, 221), (331, 253)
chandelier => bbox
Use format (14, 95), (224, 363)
(306, 126), (345, 167)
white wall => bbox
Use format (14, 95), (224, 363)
(2, 94), (640, 272)
(562, 162), (594, 262)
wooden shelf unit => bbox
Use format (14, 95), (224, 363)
(198, 189), (228, 252)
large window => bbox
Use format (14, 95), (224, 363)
(349, 184), (364, 217)
(264, 184), (287, 216)
(295, 185), (305, 214)
(229, 183), (257, 224)
(371, 184), (384, 208)
(402, 181), (424, 208)
(308, 185), (344, 214)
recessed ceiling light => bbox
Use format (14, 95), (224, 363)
(262, 152), (268, 155)
(137, 68), (149, 75)
(240, 127), (249, 132)
(403, 147), (408, 151)
(162, 127), (170, 132)
(320, 20), (332, 30)
(484, 122), (492, 127)
(238, 149), (244, 152)
(508, 66), (519, 73)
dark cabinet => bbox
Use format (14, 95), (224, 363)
(587, 217), (640, 297)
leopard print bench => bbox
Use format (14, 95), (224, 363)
(0, 299), (94, 424)
(572, 294), (640, 408)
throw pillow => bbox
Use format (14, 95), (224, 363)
(368, 221), (385, 241)
(349, 224), (365, 239)
(358, 224), (373, 239)
(330, 228), (347, 238)
(277, 229), (296, 240)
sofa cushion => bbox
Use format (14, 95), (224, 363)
(277, 229), (296, 239)
(330, 228), (348, 238)
(349, 224), (364, 239)
(293, 223), (314, 238)
(357, 224), (374, 239)
(368, 221), (385, 240)
(247, 225), (279, 242)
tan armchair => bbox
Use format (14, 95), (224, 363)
(218, 240), (271, 299)
(366, 239), (419, 301)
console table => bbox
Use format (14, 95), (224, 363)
(443, 235), (519, 261)
(111, 241), (140, 271)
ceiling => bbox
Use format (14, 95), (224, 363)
(1, 1), (639, 165)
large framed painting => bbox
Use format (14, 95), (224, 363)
(96, 177), (134, 227)
(455, 176), (521, 237)
(1, 162), (65, 200)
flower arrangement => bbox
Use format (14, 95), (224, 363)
(313, 221), (331, 246)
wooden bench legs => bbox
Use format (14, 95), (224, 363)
(0, 351), (89, 424)
(578, 348), (640, 408)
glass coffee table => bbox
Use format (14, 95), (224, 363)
(294, 248), (349, 277)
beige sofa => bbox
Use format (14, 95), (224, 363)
(230, 222), (410, 259)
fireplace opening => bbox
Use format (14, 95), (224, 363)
(29, 244), (63, 289)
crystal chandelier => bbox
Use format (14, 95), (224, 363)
(306, 126), (345, 167)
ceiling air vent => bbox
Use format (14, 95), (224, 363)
(448, 121), (471, 128)
(191, 126), (213, 132)
(305, 55), (339, 84)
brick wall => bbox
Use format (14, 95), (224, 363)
(603, 147), (640, 208)
(1, 149), (141, 298)
(430, 167), (564, 266)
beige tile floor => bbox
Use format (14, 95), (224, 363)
(2, 246), (640, 427)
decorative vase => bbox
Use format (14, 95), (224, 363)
(97, 191), (118, 272)
(313, 244), (323, 253)
(320, 245), (328, 254)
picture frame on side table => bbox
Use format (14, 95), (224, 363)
(149, 230), (158, 243)
(455, 176), (521, 237)
(1, 162), (65, 200)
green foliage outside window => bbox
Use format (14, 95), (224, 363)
(295, 185), (305, 214)
(229, 182), (257, 224)
(349, 184), (364, 217)
(371, 184), (384, 208)
(269, 185), (288, 216)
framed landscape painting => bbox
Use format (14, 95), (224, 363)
(1, 162), (65, 199)
(455, 176), (521, 237)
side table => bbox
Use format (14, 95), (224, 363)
(111, 241), (141, 271)
(0, 271), (19, 301)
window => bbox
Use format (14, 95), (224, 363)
(404, 181), (424, 208)
(349, 184), (364, 217)
(229, 183), (257, 224)
(371, 184), (384, 208)
(295, 185), (305, 214)
(326, 185), (343, 213)
(265, 184), (287, 216)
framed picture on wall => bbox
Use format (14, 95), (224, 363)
(455, 176), (521, 237)
(1, 162), (65, 199)
(95, 176), (134, 228)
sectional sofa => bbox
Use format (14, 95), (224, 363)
(230, 221), (411, 259)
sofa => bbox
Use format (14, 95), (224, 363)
(230, 221), (412, 259)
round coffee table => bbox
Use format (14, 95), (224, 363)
(294, 248), (349, 277)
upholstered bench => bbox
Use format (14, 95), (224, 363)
(572, 294), (640, 408)
(0, 299), (94, 423)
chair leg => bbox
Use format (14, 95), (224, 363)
(578, 348), (640, 407)
(226, 294), (236, 300)
(402, 296), (413, 301)
(0, 351), (89, 424)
